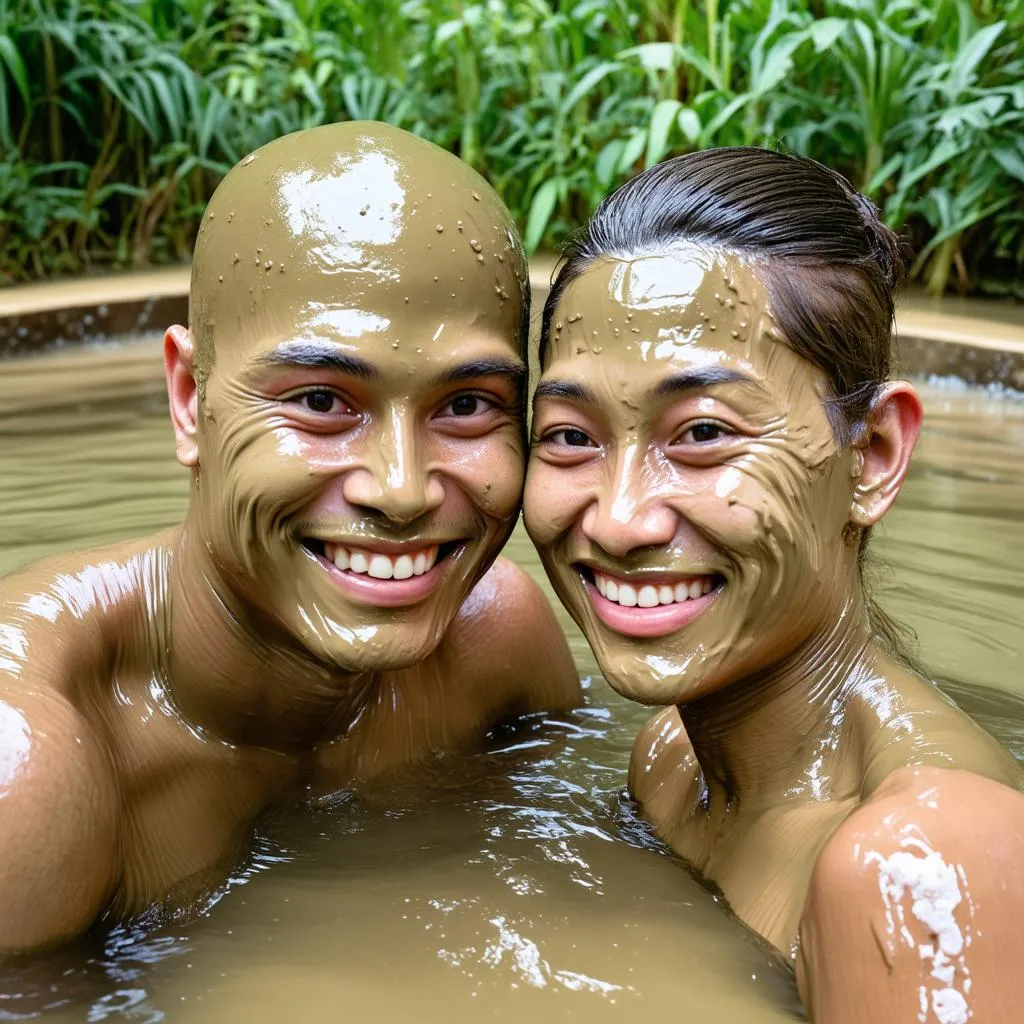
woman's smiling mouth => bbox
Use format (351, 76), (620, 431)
(303, 538), (465, 608)
(578, 566), (724, 638)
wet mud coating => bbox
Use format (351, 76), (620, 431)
(1, 336), (1023, 1021)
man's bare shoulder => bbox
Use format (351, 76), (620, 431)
(0, 533), (171, 699)
(627, 706), (699, 829)
(0, 684), (120, 953)
(799, 765), (1024, 1022)
(439, 557), (582, 717)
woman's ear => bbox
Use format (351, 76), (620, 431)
(164, 325), (200, 468)
(849, 382), (923, 527)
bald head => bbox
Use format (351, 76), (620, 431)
(189, 121), (529, 379)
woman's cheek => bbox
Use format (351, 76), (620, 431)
(524, 461), (583, 543)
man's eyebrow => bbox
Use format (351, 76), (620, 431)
(433, 358), (527, 388)
(652, 367), (754, 397)
(532, 380), (598, 405)
(255, 343), (381, 379)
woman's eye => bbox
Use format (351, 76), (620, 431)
(679, 421), (729, 444)
(547, 428), (593, 447)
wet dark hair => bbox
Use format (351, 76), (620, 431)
(540, 146), (914, 661)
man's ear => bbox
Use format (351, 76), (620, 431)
(164, 325), (200, 468)
(849, 381), (923, 527)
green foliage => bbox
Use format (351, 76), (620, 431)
(0, 0), (1020, 294)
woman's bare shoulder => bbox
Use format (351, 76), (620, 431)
(799, 765), (1024, 1023)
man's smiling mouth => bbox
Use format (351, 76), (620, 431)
(302, 538), (466, 607)
(574, 564), (725, 638)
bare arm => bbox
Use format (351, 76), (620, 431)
(0, 686), (119, 953)
(797, 765), (1024, 1023)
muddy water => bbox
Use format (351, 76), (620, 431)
(1, 341), (1022, 1023)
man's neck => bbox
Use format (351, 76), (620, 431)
(160, 523), (378, 754)
(680, 597), (881, 815)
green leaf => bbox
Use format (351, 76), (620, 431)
(595, 138), (624, 187)
(645, 98), (681, 167)
(619, 42), (676, 73)
(866, 153), (903, 196)
(617, 130), (647, 174)
(677, 107), (701, 143)
(0, 34), (29, 105)
(992, 146), (1024, 185)
(524, 177), (560, 252)
(947, 22), (1005, 99)
(561, 60), (619, 113)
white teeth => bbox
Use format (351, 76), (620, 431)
(593, 571), (719, 610)
(368, 554), (393, 579)
(319, 544), (443, 581)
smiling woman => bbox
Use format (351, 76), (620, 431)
(524, 148), (1024, 1023)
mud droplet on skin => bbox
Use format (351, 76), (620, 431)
(435, 224), (444, 233)
(227, 211), (234, 222)
(264, 260), (273, 271)
(567, 313), (582, 323)
(469, 239), (482, 252)
(457, 220), (464, 233)
(593, 346), (602, 354)
(392, 342), (400, 349)
(731, 330), (739, 338)
(208, 212), (215, 220)
(241, 153), (256, 166)
(472, 192), (481, 201)
(631, 327), (640, 334)
(218, 275), (223, 283)
(233, 253), (240, 264)
(476, 255), (485, 264)
(404, 296), (409, 303)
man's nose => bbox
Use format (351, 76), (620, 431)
(341, 405), (445, 525)
(580, 443), (678, 557)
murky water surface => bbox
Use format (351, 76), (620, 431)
(1, 341), (1022, 1023)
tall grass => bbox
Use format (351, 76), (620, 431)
(0, 0), (1021, 295)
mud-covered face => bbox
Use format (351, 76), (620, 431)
(190, 123), (528, 672)
(524, 247), (861, 705)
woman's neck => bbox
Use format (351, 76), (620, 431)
(680, 595), (882, 813)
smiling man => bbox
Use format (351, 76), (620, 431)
(0, 122), (580, 953)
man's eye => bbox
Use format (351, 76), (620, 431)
(301, 390), (342, 414)
(441, 394), (494, 417)
(450, 395), (482, 417)
(679, 421), (730, 444)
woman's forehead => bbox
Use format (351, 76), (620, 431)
(546, 248), (784, 377)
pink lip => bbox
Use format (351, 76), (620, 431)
(584, 577), (721, 638)
(313, 551), (452, 608)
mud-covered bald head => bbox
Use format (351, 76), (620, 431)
(189, 121), (529, 381)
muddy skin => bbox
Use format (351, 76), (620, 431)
(524, 245), (1024, 1022)
(0, 121), (580, 954)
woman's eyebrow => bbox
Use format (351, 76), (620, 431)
(652, 367), (754, 397)
(533, 380), (598, 404)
